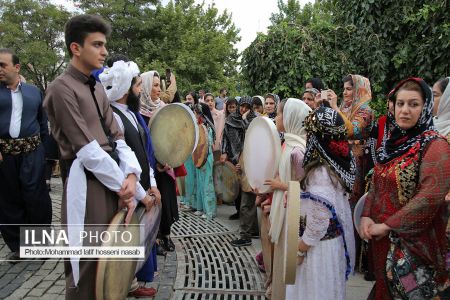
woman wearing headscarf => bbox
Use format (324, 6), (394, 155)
(287, 106), (356, 299)
(139, 71), (166, 125)
(140, 71), (178, 254)
(302, 88), (320, 110)
(433, 77), (450, 138)
(264, 93), (280, 123)
(327, 75), (374, 207)
(258, 98), (311, 297)
(433, 77), (450, 276)
(360, 78), (450, 299)
(204, 93), (225, 154)
(252, 95), (265, 115)
(186, 92), (217, 219)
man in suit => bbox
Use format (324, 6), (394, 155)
(0, 48), (52, 261)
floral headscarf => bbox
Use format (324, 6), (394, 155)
(340, 75), (372, 120)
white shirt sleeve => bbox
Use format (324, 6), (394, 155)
(150, 167), (157, 187)
(113, 111), (149, 199)
(115, 139), (142, 180)
(113, 112), (125, 134)
(135, 182), (146, 201)
(76, 140), (125, 192)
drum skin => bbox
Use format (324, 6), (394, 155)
(353, 192), (367, 237)
(149, 103), (199, 168)
(243, 117), (281, 193)
(96, 210), (140, 300)
(213, 161), (240, 204)
(192, 124), (209, 168)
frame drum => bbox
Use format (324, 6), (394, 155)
(192, 124), (209, 168)
(353, 192), (367, 237)
(213, 161), (240, 204)
(284, 181), (301, 284)
(242, 117), (281, 193)
(149, 103), (199, 167)
(96, 210), (140, 300)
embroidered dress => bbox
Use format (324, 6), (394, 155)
(286, 166), (353, 300)
(362, 136), (450, 299)
(363, 78), (450, 299)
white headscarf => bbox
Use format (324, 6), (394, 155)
(434, 77), (450, 136)
(140, 71), (165, 118)
(99, 60), (140, 102)
(269, 98), (312, 243)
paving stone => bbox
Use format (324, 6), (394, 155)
(46, 285), (65, 294)
(36, 280), (53, 289)
(41, 261), (58, 270)
(54, 280), (65, 286)
(35, 268), (52, 276)
(0, 283), (20, 299)
(27, 288), (46, 297)
(5, 286), (30, 299)
(0, 273), (16, 288)
(40, 294), (60, 300)
(26, 262), (43, 271)
(8, 262), (27, 274)
(21, 275), (44, 288)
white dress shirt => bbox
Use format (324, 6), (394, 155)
(9, 82), (23, 138)
(111, 102), (157, 190)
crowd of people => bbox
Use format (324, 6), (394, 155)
(0, 13), (449, 300)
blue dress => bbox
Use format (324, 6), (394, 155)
(195, 127), (217, 218)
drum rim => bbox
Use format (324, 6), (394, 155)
(242, 116), (281, 193)
(192, 124), (209, 168)
(353, 192), (368, 236)
(284, 181), (301, 284)
(96, 210), (139, 300)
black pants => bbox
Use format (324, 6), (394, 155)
(0, 145), (52, 252)
(239, 191), (258, 239)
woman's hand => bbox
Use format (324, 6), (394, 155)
(297, 256), (305, 266)
(359, 217), (375, 240)
(264, 176), (288, 191)
(327, 89), (339, 110)
(235, 163), (241, 173)
(148, 187), (161, 205)
(220, 153), (227, 163)
(368, 223), (391, 239)
(445, 191), (450, 202)
(157, 163), (171, 172)
(261, 198), (271, 215)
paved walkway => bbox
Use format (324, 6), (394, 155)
(0, 178), (373, 299)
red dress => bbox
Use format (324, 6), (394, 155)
(362, 134), (450, 299)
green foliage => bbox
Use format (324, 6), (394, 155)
(78, 0), (240, 96)
(0, 0), (72, 91)
(241, 0), (449, 116)
(0, 0), (239, 95)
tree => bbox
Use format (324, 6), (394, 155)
(241, 0), (449, 115)
(0, 0), (72, 91)
(79, 0), (240, 95)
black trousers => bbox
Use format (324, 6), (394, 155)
(0, 145), (52, 252)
